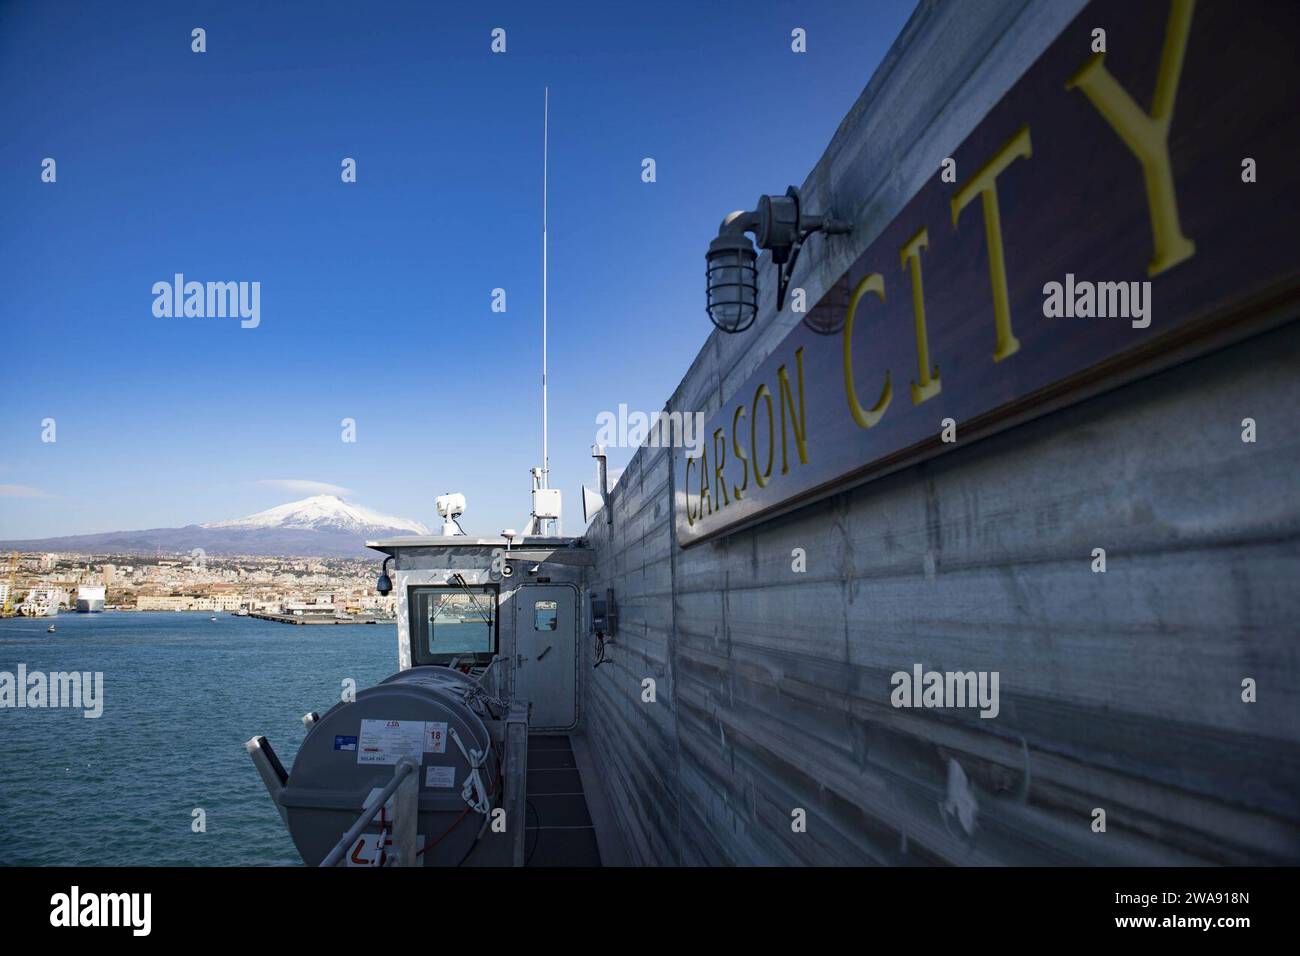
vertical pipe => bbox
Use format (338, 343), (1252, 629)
(597, 453), (611, 525)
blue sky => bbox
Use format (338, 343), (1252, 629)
(0, 0), (915, 539)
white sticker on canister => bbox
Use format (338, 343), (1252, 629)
(357, 719), (426, 765)
(425, 765), (455, 789)
(423, 721), (448, 754)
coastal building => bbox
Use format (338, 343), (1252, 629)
(284, 601), (338, 617)
(191, 596), (248, 612)
(136, 596), (192, 611)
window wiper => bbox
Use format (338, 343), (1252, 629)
(429, 592), (454, 621)
(450, 573), (493, 625)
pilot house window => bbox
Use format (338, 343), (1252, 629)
(534, 600), (558, 631)
(408, 585), (498, 665)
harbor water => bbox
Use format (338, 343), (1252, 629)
(0, 612), (396, 865)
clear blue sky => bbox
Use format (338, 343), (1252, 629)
(0, 0), (915, 539)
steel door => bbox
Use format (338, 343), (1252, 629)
(512, 583), (578, 730)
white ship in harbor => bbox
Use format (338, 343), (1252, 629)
(75, 584), (105, 613)
(18, 586), (59, 618)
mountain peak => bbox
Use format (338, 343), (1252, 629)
(1, 493), (430, 558)
(202, 495), (429, 535)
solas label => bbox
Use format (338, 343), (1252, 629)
(356, 718), (450, 765)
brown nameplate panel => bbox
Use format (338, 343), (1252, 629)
(676, 0), (1299, 546)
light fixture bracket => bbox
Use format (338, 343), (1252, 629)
(706, 188), (853, 332)
(759, 186), (853, 312)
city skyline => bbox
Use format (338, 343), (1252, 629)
(1, 548), (395, 620)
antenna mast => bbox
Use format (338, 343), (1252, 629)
(525, 88), (562, 537)
(542, 86), (549, 495)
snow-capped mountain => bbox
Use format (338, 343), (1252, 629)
(0, 495), (429, 557)
(203, 495), (429, 535)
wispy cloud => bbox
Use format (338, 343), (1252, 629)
(0, 484), (53, 499)
(255, 479), (351, 497)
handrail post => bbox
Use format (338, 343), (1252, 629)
(390, 757), (420, 867)
(244, 736), (290, 826)
(505, 703), (529, 866)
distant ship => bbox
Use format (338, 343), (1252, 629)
(18, 588), (58, 618)
(76, 585), (106, 613)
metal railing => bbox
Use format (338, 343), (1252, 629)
(319, 757), (421, 868)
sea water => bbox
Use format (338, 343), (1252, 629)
(0, 612), (396, 865)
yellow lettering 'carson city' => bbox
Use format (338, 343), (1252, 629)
(951, 124), (1033, 363)
(684, 455), (696, 526)
(731, 404), (749, 501)
(685, 0), (1202, 536)
(751, 383), (775, 489)
(712, 427), (729, 508)
(1066, 0), (1196, 276)
(683, 349), (810, 520)
(900, 227), (941, 404)
(776, 347), (809, 474)
(842, 272), (894, 429)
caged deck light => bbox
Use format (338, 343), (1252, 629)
(705, 186), (852, 333)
